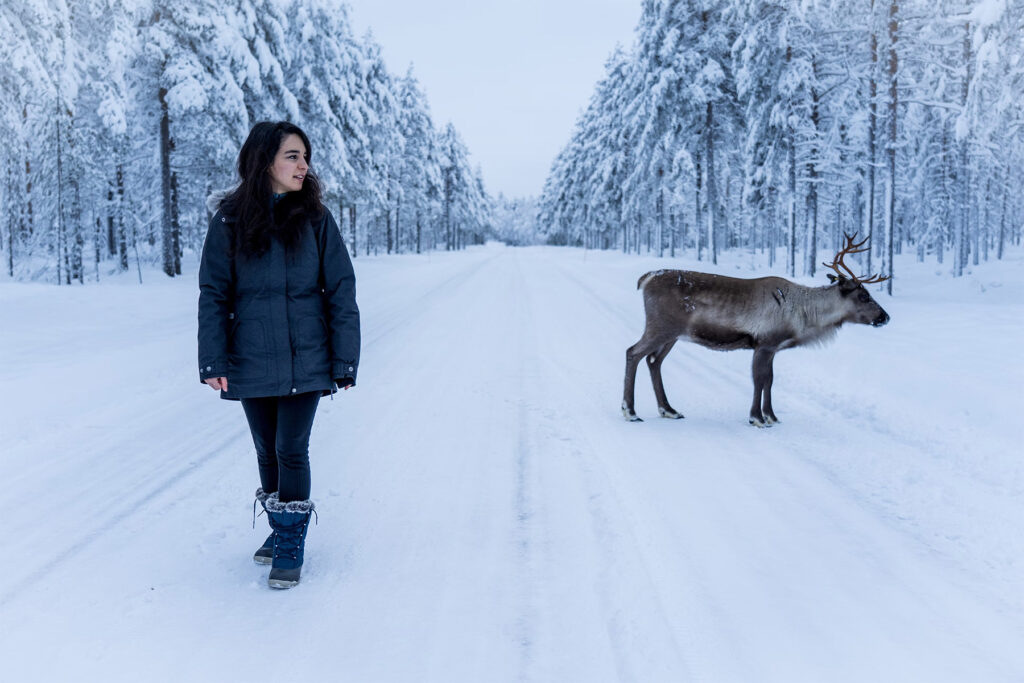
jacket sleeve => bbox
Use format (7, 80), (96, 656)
(197, 212), (234, 382)
(319, 210), (361, 384)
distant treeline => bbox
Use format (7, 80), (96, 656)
(1, 0), (493, 283)
(538, 0), (1024, 289)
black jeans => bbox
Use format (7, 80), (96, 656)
(240, 391), (320, 502)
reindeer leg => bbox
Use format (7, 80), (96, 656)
(623, 337), (655, 421)
(647, 340), (683, 419)
(761, 350), (779, 425)
(749, 348), (774, 427)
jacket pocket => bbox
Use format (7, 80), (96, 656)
(228, 318), (270, 382)
(294, 315), (330, 378)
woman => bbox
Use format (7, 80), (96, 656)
(198, 121), (360, 589)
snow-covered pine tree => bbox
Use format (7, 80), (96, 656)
(356, 33), (402, 256)
(142, 1), (253, 276)
(69, 0), (135, 279)
(286, 0), (362, 251)
(439, 123), (467, 251)
(543, 0), (1024, 281)
(396, 67), (442, 254)
(0, 4), (54, 278)
(1, 0), (491, 281)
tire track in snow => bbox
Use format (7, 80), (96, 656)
(513, 352), (537, 681)
(515, 251), (693, 681)
(0, 427), (245, 608)
(513, 305), (533, 677)
(509, 252), (544, 682)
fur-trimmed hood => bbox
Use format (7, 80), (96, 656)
(206, 186), (237, 215)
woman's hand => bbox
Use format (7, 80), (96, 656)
(204, 377), (228, 391)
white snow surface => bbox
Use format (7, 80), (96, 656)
(1, 245), (1022, 682)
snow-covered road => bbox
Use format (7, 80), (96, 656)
(2, 245), (1022, 681)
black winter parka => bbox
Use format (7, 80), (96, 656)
(197, 204), (360, 400)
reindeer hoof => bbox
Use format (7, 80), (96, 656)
(748, 417), (772, 428)
(658, 407), (684, 419)
(624, 412), (643, 422)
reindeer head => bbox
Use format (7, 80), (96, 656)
(823, 233), (891, 327)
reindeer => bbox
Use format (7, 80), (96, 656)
(622, 234), (890, 426)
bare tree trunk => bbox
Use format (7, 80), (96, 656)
(170, 170), (181, 275)
(5, 159), (14, 277)
(971, 183), (980, 267)
(395, 193), (402, 254)
(386, 184), (393, 254)
(94, 214), (102, 282)
(132, 218), (143, 284)
(695, 152), (703, 261)
(22, 105), (35, 241)
(349, 204), (357, 258)
(338, 198), (344, 251)
(955, 22), (971, 277)
(670, 210), (676, 258)
(982, 177), (990, 262)
(159, 86), (175, 278)
(706, 102), (717, 266)
(107, 182), (117, 257)
(788, 131), (797, 278)
(838, 124), (850, 253)
(678, 201), (687, 255)
(657, 167), (665, 258)
(885, 0), (898, 294)
(620, 199), (627, 254)
(444, 169), (453, 251)
(808, 62), (820, 278)
(55, 81), (65, 285)
(998, 172), (1007, 259)
(938, 122), (950, 266)
(68, 126), (83, 284)
(867, 0), (878, 276)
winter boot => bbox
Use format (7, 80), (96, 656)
(253, 488), (275, 565)
(265, 492), (316, 589)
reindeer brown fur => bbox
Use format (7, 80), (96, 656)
(622, 234), (891, 426)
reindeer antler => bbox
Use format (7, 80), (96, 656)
(822, 233), (890, 284)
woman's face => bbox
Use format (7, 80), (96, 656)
(268, 133), (309, 194)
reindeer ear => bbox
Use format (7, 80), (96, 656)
(827, 274), (838, 283)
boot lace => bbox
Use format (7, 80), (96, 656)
(273, 511), (317, 561)
(252, 499), (268, 529)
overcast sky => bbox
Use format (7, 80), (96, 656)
(342, 0), (641, 199)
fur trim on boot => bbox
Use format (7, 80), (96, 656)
(264, 491), (316, 515)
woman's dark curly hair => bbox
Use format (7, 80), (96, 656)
(223, 121), (324, 257)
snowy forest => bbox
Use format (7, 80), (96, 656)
(538, 0), (1023, 290)
(2, 0), (1022, 287)
(0, 0), (493, 283)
